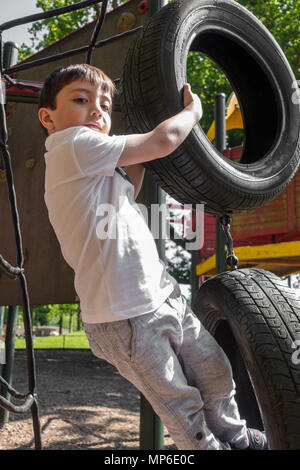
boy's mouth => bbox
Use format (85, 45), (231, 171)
(85, 122), (102, 131)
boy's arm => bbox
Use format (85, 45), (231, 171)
(117, 83), (202, 168)
(124, 164), (145, 200)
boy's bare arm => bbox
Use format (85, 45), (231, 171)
(124, 164), (145, 199)
(117, 84), (202, 168)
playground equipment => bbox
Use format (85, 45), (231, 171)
(1, 0), (300, 451)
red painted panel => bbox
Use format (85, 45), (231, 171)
(200, 145), (300, 260)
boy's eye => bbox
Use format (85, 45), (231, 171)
(73, 98), (87, 104)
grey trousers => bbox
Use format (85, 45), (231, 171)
(84, 284), (249, 450)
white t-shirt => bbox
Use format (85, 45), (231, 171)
(44, 126), (174, 323)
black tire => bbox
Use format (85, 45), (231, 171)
(120, 0), (300, 214)
(194, 268), (300, 450)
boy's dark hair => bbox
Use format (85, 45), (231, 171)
(39, 63), (115, 135)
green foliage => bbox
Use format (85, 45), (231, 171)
(18, 0), (126, 60)
(48, 303), (81, 331)
(16, 303), (82, 331)
(32, 304), (51, 326)
(187, 53), (232, 136)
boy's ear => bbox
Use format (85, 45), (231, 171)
(38, 107), (55, 134)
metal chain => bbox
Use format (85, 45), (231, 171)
(219, 215), (239, 271)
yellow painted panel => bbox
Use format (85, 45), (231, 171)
(196, 240), (300, 277)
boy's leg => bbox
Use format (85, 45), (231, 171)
(169, 294), (249, 449)
(84, 300), (244, 450)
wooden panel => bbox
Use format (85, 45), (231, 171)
(231, 191), (289, 239)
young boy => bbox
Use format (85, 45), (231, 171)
(38, 63), (268, 451)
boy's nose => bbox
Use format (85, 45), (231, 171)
(90, 106), (102, 118)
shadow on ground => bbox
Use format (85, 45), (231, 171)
(0, 350), (174, 450)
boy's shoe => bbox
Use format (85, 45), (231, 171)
(246, 428), (268, 450)
(230, 428), (268, 450)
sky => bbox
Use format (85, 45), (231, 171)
(2, 0), (43, 48)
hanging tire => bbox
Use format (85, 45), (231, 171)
(194, 268), (300, 450)
(120, 0), (300, 214)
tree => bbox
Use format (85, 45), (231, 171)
(48, 303), (81, 333)
(18, 0), (126, 60)
(32, 304), (52, 326)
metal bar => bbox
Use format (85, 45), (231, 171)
(3, 43), (18, 70)
(0, 0), (103, 32)
(191, 249), (201, 310)
(215, 93), (226, 160)
(0, 306), (18, 425)
(0, 254), (24, 279)
(0, 393), (34, 414)
(0, 33), (3, 75)
(0, 375), (27, 400)
(5, 94), (40, 105)
(4, 75), (42, 93)
(0, 307), (4, 340)
(140, 394), (164, 450)
(138, 173), (165, 451)
(4, 26), (143, 75)
(86, 0), (108, 64)
(214, 93), (227, 274)
(0, 307), (5, 375)
(139, 0), (167, 451)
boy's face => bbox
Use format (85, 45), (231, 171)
(38, 79), (113, 135)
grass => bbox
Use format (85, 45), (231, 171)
(15, 330), (90, 349)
